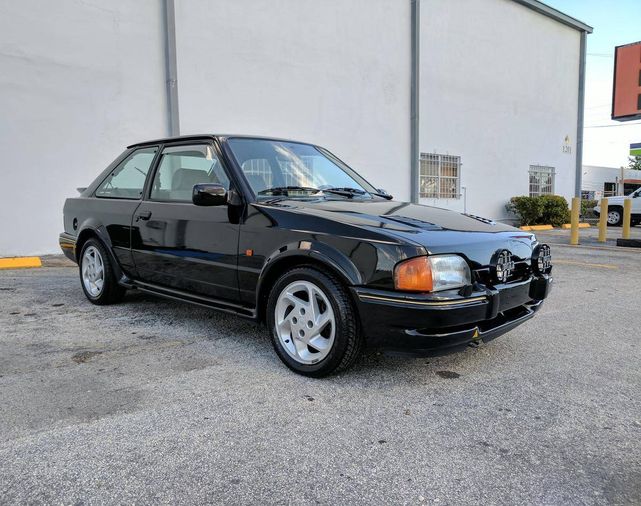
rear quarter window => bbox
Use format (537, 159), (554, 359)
(95, 147), (158, 199)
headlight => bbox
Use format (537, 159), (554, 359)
(532, 244), (552, 274)
(394, 255), (471, 292)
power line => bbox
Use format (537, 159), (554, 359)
(585, 122), (641, 128)
(587, 52), (613, 58)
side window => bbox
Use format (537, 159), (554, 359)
(150, 144), (230, 202)
(95, 147), (158, 199)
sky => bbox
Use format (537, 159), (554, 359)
(545, 0), (641, 168)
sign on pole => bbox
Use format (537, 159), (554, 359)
(612, 41), (641, 121)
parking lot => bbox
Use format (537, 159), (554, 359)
(1, 244), (640, 504)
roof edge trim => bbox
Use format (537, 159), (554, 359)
(512, 0), (593, 33)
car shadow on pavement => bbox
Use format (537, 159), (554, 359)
(120, 288), (494, 385)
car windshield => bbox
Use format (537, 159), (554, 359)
(227, 138), (377, 199)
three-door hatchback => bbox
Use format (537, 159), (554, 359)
(61, 135), (552, 376)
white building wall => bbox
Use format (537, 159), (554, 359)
(419, 0), (580, 220)
(0, 0), (167, 256)
(0, 0), (585, 256)
(583, 165), (641, 195)
(174, 0), (411, 202)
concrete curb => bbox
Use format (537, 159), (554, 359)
(41, 255), (76, 267)
(0, 257), (42, 269)
(0, 255), (76, 270)
(520, 224), (591, 231)
(616, 238), (641, 248)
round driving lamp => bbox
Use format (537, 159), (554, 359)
(532, 244), (552, 274)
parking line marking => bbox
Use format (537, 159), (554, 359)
(554, 259), (618, 269)
(0, 257), (42, 269)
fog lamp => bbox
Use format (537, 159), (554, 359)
(533, 244), (552, 274)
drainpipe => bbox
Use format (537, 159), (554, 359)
(410, 0), (420, 203)
(575, 30), (587, 198)
(163, 0), (180, 136)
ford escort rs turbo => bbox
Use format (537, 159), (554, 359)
(61, 135), (552, 376)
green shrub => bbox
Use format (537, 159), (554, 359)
(506, 196), (544, 226)
(506, 195), (570, 227)
(538, 195), (570, 227)
(581, 199), (597, 219)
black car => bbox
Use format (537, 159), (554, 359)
(60, 135), (552, 376)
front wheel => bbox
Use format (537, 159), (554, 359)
(607, 207), (623, 226)
(79, 238), (126, 305)
(266, 267), (362, 377)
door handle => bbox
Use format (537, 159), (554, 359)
(135, 211), (152, 222)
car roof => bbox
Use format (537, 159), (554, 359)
(127, 134), (313, 149)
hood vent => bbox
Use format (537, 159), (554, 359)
(385, 215), (443, 231)
(463, 213), (496, 225)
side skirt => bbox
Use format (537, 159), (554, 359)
(131, 280), (257, 320)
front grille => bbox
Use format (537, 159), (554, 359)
(474, 260), (531, 287)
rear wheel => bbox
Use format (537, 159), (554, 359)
(267, 266), (362, 377)
(607, 207), (623, 226)
(79, 238), (126, 305)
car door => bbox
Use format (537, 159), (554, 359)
(632, 188), (641, 213)
(130, 142), (240, 302)
(91, 146), (160, 277)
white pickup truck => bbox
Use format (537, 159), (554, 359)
(594, 188), (641, 226)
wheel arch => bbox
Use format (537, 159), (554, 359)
(75, 224), (125, 281)
(255, 243), (362, 323)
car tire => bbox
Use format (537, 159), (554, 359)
(79, 238), (126, 305)
(266, 266), (362, 377)
(607, 207), (623, 226)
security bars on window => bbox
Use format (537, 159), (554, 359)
(528, 165), (555, 197)
(419, 153), (460, 199)
(241, 157), (317, 190)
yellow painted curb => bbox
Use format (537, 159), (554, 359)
(0, 257), (42, 269)
(519, 226), (533, 231)
(529, 225), (554, 231)
(561, 223), (591, 229)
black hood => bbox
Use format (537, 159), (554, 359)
(258, 198), (537, 266)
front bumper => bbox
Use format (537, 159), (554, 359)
(351, 274), (552, 355)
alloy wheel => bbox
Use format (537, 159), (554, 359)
(81, 245), (105, 297)
(274, 280), (336, 364)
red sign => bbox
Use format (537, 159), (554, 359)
(612, 41), (641, 121)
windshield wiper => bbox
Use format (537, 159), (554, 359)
(322, 187), (368, 198)
(257, 186), (321, 196)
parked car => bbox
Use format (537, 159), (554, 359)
(593, 188), (641, 226)
(60, 135), (552, 376)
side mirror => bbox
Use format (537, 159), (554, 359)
(192, 183), (227, 206)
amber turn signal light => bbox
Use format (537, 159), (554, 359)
(394, 256), (433, 292)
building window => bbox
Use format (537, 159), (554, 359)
(603, 182), (617, 197)
(528, 165), (555, 197)
(419, 153), (460, 199)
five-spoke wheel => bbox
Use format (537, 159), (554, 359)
(267, 266), (362, 377)
(79, 238), (126, 305)
(274, 280), (336, 364)
(81, 245), (105, 297)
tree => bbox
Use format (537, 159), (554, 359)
(625, 156), (641, 171)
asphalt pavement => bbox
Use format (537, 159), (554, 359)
(1, 244), (640, 504)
